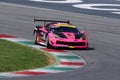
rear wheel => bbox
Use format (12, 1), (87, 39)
(34, 31), (40, 44)
(33, 31), (37, 44)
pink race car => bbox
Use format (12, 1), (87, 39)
(33, 19), (88, 49)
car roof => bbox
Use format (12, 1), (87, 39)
(49, 23), (76, 28)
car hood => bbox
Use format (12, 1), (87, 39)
(53, 31), (82, 39)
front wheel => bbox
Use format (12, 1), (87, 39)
(46, 36), (52, 48)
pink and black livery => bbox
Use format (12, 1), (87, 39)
(33, 19), (88, 49)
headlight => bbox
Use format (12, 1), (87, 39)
(81, 35), (86, 40)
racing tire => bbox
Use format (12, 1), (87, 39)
(34, 31), (37, 44)
(33, 31), (39, 45)
(46, 36), (52, 48)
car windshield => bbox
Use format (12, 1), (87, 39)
(51, 27), (80, 33)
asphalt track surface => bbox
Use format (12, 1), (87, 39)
(0, 0), (120, 19)
(0, 2), (120, 80)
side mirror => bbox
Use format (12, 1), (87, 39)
(36, 25), (42, 28)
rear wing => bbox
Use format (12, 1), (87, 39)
(33, 19), (70, 24)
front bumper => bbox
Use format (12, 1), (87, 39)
(50, 39), (88, 49)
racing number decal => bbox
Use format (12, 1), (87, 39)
(30, 0), (120, 15)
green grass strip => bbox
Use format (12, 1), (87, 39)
(0, 39), (51, 72)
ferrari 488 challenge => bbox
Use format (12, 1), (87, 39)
(33, 19), (88, 49)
